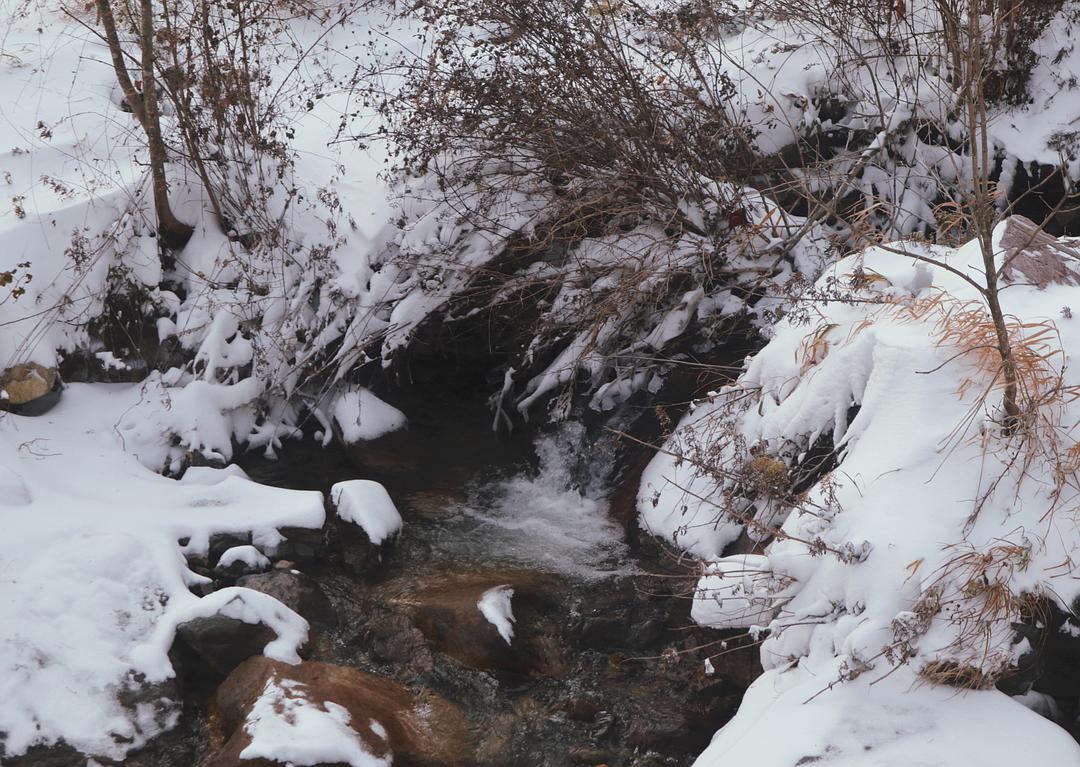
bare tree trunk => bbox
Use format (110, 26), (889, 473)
(97, 0), (193, 248)
(963, 0), (1021, 430)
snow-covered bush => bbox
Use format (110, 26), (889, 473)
(640, 218), (1080, 761)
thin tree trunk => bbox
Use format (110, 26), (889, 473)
(964, 0), (1021, 431)
(97, 0), (193, 248)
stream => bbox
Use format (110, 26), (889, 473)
(225, 389), (761, 767)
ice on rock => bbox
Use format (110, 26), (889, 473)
(330, 480), (403, 546)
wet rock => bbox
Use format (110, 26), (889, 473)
(401, 488), (466, 520)
(572, 579), (673, 651)
(174, 615), (276, 679)
(375, 570), (565, 675)
(236, 571), (337, 629)
(361, 607), (434, 673)
(333, 514), (395, 574)
(564, 696), (605, 722)
(623, 704), (690, 749)
(202, 657), (474, 767)
(569, 746), (617, 764)
(0, 362), (60, 414)
(275, 525), (327, 563)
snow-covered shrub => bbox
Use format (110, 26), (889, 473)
(640, 219), (1080, 759)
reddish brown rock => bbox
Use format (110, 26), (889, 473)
(374, 570), (566, 675)
(201, 657), (474, 767)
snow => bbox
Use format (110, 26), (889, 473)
(5, 0), (1080, 763)
(217, 545), (272, 572)
(694, 661), (1080, 767)
(241, 675), (391, 767)
(331, 387), (407, 444)
(690, 555), (786, 631)
(645, 222), (1080, 765)
(330, 480), (403, 546)
(476, 585), (516, 646)
(0, 384), (324, 759)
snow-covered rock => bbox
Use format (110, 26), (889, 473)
(217, 545), (272, 575)
(204, 657), (474, 767)
(330, 480), (403, 546)
(331, 388), (407, 444)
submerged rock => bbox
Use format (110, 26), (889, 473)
(374, 570), (566, 676)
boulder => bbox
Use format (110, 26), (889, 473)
(201, 657), (474, 767)
(0, 363), (60, 414)
(175, 615), (277, 679)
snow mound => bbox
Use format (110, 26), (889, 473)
(241, 675), (391, 767)
(216, 545), (271, 572)
(476, 585), (516, 646)
(330, 480), (403, 545)
(690, 555), (785, 631)
(331, 388), (407, 444)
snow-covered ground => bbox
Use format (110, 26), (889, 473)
(0, 384), (323, 758)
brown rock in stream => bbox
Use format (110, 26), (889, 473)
(201, 657), (474, 767)
(373, 570), (566, 675)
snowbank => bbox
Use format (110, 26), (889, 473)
(643, 220), (1080, 763)
(331, 388), (407, 443)
(0, 385), (325, 760)
(695, 661), (1080, 767)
